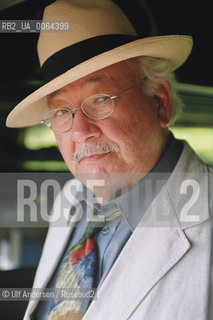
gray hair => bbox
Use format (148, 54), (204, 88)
(135, 56), (184, 125)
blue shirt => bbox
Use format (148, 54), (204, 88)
(32, 134), (183, 319)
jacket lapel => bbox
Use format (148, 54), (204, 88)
(84, 143), (210, 320)
(24, 204), (83, 319)
(84, 187), (191, 320)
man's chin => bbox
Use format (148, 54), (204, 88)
(74, 169), (112, 185)
(72, 170), (145, 202)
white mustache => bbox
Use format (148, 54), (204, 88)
(73, 142), (119, 163)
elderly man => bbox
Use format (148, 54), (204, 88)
(6, 0), (212, 319)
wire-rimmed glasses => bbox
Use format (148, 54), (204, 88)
(40, 77), (147, 133)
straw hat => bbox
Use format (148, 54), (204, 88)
(6, 0), (193, 128)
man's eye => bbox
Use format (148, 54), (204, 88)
(95, 96), (110, 103)
(53, 109), (69, 117)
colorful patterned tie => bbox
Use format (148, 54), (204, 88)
(48, 207), (121, 320)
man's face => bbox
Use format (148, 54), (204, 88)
(48, 59), (171, 189)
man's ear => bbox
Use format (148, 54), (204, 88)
(155, 81), (172, 128)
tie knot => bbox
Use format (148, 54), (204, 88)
(87, 206), (121, 222)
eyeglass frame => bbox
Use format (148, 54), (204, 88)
(40, 77), (147, 133)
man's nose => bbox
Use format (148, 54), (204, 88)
(71, 109), (101, 142)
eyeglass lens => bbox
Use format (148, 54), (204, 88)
(82, 94), (114, 120)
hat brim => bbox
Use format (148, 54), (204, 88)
(6, 35), (193, 128)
